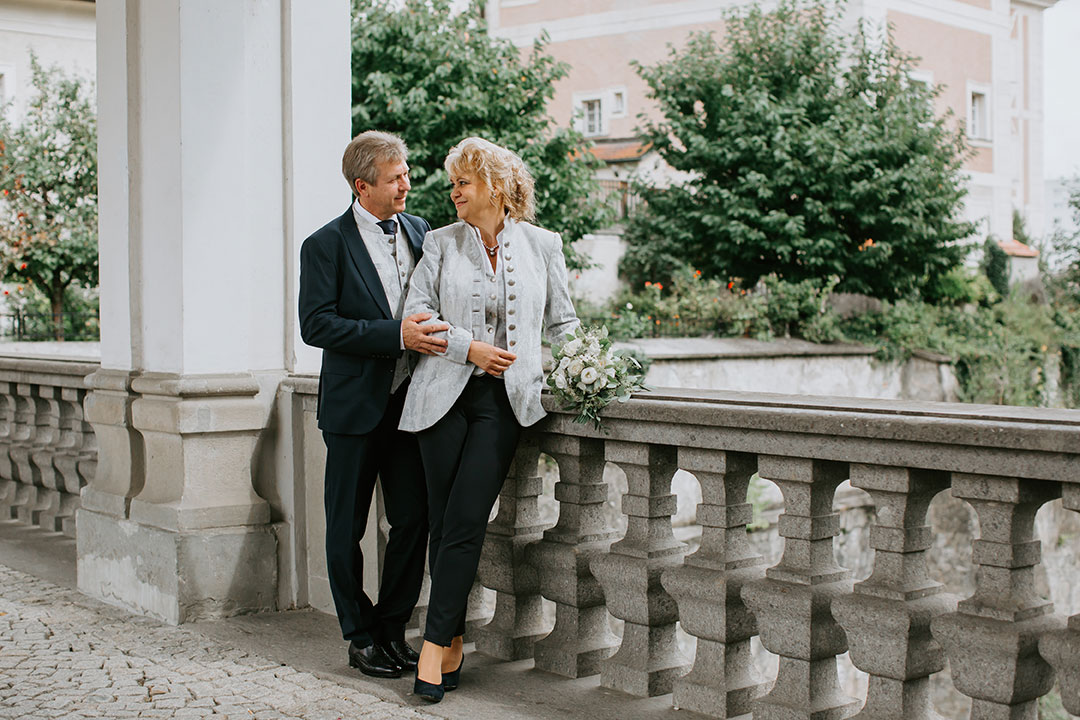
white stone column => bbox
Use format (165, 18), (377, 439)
(78, 0), (351, 624)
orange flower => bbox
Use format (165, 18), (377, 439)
(19, 263), (26, 270)
(645, 281), (652, 287)
(858, 238), (876, 252)
(727, 281), (735, 290)
(694, 269), (701, 277)
(656, 283), (664, 290)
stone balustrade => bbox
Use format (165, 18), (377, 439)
(0, 355), (99, 537)
(473, 388), (1080, 720)
(4, 361), (1079, 719)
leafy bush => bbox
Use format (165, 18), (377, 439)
(599, 271), (840, 343)
(841, 297), (1078, 407)
(621, 0), (972, 299)
(596, 271), (1079, 409)
(981, 237), (1011, 298)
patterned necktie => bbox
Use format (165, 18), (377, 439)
(376, 219), (397, 237)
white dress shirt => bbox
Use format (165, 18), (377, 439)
(352, 199), (415, 391)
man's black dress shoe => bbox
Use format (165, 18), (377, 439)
(348, 640), (402, 678)
(384, 639), (419, 671)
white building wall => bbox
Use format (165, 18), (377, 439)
(0, 0), (95, 123)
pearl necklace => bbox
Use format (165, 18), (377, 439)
(483, 242), (499, 257)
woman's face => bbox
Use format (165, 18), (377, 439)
(449, 171), (498, 226)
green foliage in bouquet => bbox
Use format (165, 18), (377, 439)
(546, 325), (649, 430)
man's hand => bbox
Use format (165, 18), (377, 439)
(467, 341), (516, 377)
(402, 313), (449, 355)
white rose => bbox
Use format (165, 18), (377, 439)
(593, 375), (608, 390)
(563, 338), (582, 356)
(558, 356), (572, 371)
(554, 372), (567, 389)
(580, 366), (599, 384)
(568, 359), (585, 377)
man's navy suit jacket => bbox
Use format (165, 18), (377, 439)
(298, 206), (431, 435)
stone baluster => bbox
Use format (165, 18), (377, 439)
(8, 384), (38, 514)
(528, 435), (619, 678)
(0, 382), (16, 514)
(463, 578), (494, 641)
(475, 433), (550, 659)
(30, 383), (61, 484)
(53, 388), (88, 494)
(1040, 484), (1080, 716)
(32, 385), (66, 532)
(661, 449), (767, 718)
(931, 474), (1063, 720)
(741, 456), (859, 720)
(10, 385), (48, 524)
(832, 465), (956, 720)
(591, 441), (688, 697)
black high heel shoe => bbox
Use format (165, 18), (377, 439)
(442, 655), (464, 692)
(413, 668), (444, 703)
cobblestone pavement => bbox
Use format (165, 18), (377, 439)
(0, 563), (439, 720)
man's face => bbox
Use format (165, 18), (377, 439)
(356, 158), (410, 220)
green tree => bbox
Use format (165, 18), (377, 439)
(0, 55), (97, 340)
(620, 0), (974, 299)
(1046, 178), (1080, 303)
(351, 0), (610, 269)
(981, 236), (1010, 297)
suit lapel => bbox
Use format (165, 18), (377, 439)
(339, 207), (393, 319)
(399, 213), (425, 263)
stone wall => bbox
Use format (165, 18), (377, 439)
(619, 336), (960, 402)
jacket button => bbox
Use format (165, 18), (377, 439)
(509, 340), (516, 347)
(507, 265), (515, 272)
(508, 308), (515, 315)
(508, 324), (516, 331)
(508, 294), (516, 300)
(508, 279), (516, 286)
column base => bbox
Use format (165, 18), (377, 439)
(77, 506), (277, 625)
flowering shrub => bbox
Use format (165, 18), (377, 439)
(547, 325), (649, 430)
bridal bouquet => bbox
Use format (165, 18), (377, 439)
(546, 325), (649, 430)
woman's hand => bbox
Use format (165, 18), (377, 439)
(467, 341), (516, 377)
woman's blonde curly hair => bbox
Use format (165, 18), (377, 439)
(444, 137), (536, 222)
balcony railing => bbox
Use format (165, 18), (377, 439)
(4, 361), (1080, 718)
(465, 388), (1080, 719)
(0, 355), (99, 536)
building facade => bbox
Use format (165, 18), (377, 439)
(487, 0), (1059, 246)
(0, 0), (95, 123)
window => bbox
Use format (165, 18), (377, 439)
(574, 88), (628, 137)
(612, 91), (626, 116)
(968, 86), (991, 142)
(583, 98), (603, 137)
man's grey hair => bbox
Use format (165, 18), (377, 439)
(342, 131), (409, 197)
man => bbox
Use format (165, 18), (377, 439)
(299, 131), (448, 678)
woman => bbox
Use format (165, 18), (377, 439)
(399, 137), (579, 702)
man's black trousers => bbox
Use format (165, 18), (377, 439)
(322, 386), (427, 646)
